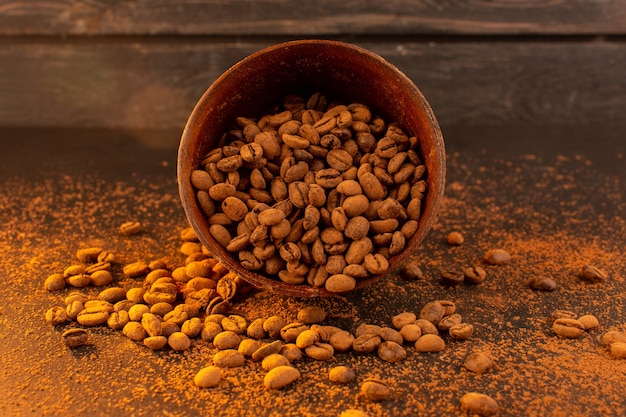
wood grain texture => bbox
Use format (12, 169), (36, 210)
(0, 0), (625, 36)
(1, 39), (623, 129)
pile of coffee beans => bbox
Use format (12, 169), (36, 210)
(190, 92), (428, 292)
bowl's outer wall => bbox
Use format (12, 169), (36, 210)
(178, 40), (445, 297)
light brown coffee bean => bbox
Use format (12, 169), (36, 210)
(528, 276), (557, 291)
(194, 366), (222, 388)
(98, 287), (127, 304)
(264, 365), (300, 389)
(578, 314), (599, 331)
(120, 221), (142, 236)
(44, 273), (66, 291)
(449, 323), (474, 340)
(399, 324), (422, 343)
(168, 332), (191, 351)
(325, 274), (356, 293)
(464, 266), (487, 284)
(144, 335), (168, 350)
(419, 301), (445, 324)
(329, 330), (355, 353)
(464, 352), (494, 374)
(212, 349), (245, 367)
(446, 231), (464, 246)
(437, 313), (462, 331)
(400, 262), (424, 281)
(315, 168), (343, 189)
(552, 318), (585, 338)
(353, 334), (382, 354)
(329, 365), (356, 384)
(361, 379), (390, 402)
(252, 340), (284, 361)
(602, 330), (626, 346)
(581, 265), (608, 283)
(415, 334), (446, 352)
(610, 342), (626, 359)
(77, 307), (109, 326)
(342, 194), (370, 217)
(378, 341), (406, 363)
(141, 313), (163, 337)
(108, 310), (130, 330)
(550, 310), (578, 323)
(305, 342), (334, 360)
(61, 328), (89, 348)
(297, 306), (327, 324)
(440, 268), (464, 286)
(484, 249), (511, 265)
(123, 321), (147, 341)
(90, 270), (114, 287)
(460, 392), (499, 416)
(213, 331), (241, 350)
(123, 261), (150, 278)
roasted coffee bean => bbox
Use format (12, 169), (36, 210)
(552, 318), (585, 338)
(400, 262), (424, 280)
(360, 379), (390, 402)
(415, 334), (446, 352)
(437, 313), (462, 331)
(168, 332), (191, 351)
(46, 306), (69, 324)
(578, 314), (600, 331)
(464, 266), (487, 284)
(378, 341), (406, 363)
(449, 323), (474, 340)
(581, 265), (607, 283)
(440, 268), (464, 286)
(464, 352), (494, 374)
(399, 324), (422, 343)
(76, 247), (103, 263)
(123, 321), (147, 341)
(297, 306), (327, 324)
(325, 274), (356, 293)
(610, 342), (626, 359)
(528, 276), (557, 291)
(419, 301), (445, 324)
(194, 366), (222, 388)
(392, 312), (416, 330)
(446, 231), (464, 246)
(252, 340), (284, 361)
(602, 330), (626, 347)
(329, 330), (355, 352)
(123, 261), (150, 278)
(77, 307), (109, 326)
(460, 393), (499, 416)
(328, 365), (356, 384)
(62, 328), (89, 348)
(90, 270), (114, 287)
(305, 342), (334, 361)
(550, 310), (578, 323)
(264, 365), (300, 389)
(120, 221), (142, 236)
(44, 273), (66, 291)
(483, 249), (511, 265)
(353, 334), (382, 354)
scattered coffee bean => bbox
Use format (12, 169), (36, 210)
(464, 352), (494, 374)
(446, 231), (464, 246)
(578, 314), (599, 331)
(144, 336), (168, 350)
(297, 306), (327, 324)
(360, 379), (390, 402)
(391, 312), (416, 330)
(45, 306), (69, 325)
(581, 265), (607, 283)
(377, 341), (406, 363)
(62, 328), (89, 348)
(415, 334), (445, 352)
(440, 268), (464, 286)
(120, 221), (142, 236)
(419, 301), (445, 324)
(528, 276), (557, 291)
(194, 366), (222, 388)
(610, 342), (626, 359)
(328, 365), (356, 384)
(261, 353), (290, 371)
(464, 266), (487, 284)
(400, 261), (424, 281)
(449, 323), (474, 340)
(168, 332), (191, 351)
(483, 249), (511, 265)
(264, 365), (300, 389)
(602, 330), (626, 347)
(460, 392), (499, 416)
(552, 318), (585, 338)
(44, 274), (66, 291)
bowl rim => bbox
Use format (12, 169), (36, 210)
(178, 39), (445, 297)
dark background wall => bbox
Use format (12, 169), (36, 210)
(1, 0), (625, 130)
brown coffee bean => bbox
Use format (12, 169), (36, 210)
(363, 253), (389, 275)
(62, 328), (89, 348)
(305, 342), (334, 361)
(415, 334), (446, 352)
(550, 310), (578, 323)
(264, 365), (300, 389)
(213, 349), (245, 367)
(464, 266), (486, 284)
(399, 324), (422, 343)
(419, 301), (445, 324)
(610, 342), (626, 359)
(578, 314), (599, 331)
(377, 341), (406, 363)
(325, 274), (356, 293)
(464, 352), (494, 374)
(329, 365), (356, 384)
(552, 318), (585, 338)
(437, 313), (462, 331)
(77, 307), (109, 326)
(44, 273), (66, 291)
(329, 330), (355, 353)
(194, 366), (222, 388)
(440, 268), (464, 286)
(400, 262), (424, 281)
(602, 330), (626, 347)
(252, 340), (284, 362)
(449, 323), (474, 340)
(581, 265), (608, 283)
(297, 306), (327, 324)
(76, 247), (103, 263)
(460, 393), (499, 416)
(528, 276), (557, 291)
(353, 334), (382, 354)
(360, 379), (390, 402)
(484, 249), (511, 265)
(120, 221), (142, 236)
(446, 231), (464, 246)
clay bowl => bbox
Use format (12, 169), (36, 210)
(178, 39), (445, 297)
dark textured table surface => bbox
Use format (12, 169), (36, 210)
(1, 124), (624, 416)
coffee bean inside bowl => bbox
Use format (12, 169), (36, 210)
(191, 93), (428, 292)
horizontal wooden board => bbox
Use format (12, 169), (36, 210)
(0, 39), (624, 129)
(0, 0), (625, 36)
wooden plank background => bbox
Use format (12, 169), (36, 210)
(0, 0), (625, 129)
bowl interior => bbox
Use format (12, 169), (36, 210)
(178, 40), (445, 297)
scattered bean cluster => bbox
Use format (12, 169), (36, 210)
(190, 92), (428, 292)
